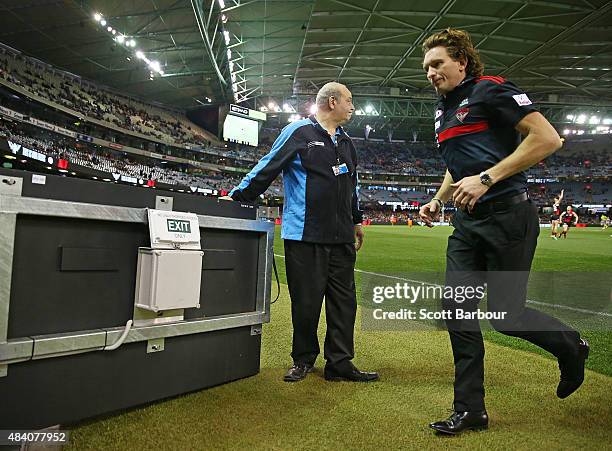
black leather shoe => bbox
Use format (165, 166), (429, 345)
(557, 338), (589, 399)
(429, 410), (489, 435)
(324, 366), (379, 382)
(283, 363), (313, 382)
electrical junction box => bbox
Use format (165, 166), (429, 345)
(134, 248), (204, 312)
(134, 209), (204, 312)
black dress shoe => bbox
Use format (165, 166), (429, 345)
(324, 366), (379, 382)
(429, 410), (489, 435)
(283, 363), (314, 382)
(557, 338), (589, 399)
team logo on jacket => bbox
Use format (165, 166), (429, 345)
(512, 93), (532, 106)
(307, 141), (325, 148)
(455, 107), (469, 123)
(459, 98), (469, 107)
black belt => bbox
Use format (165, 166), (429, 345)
(466, 192), (528, 218)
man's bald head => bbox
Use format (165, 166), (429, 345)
(316, 82), (349, 109)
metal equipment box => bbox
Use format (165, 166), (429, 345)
(0, 168), (274, 430)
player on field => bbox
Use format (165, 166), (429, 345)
(550, 189), (564, 240)
(559, 206), (579, 239)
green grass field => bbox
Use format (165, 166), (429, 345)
(66, 225), (612, 450)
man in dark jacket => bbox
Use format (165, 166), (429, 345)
(419, 28), (588, 435)
(228, 82), (379, 383)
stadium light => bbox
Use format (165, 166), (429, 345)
(107, 26), (112, 32)
(268, 102), (276, 109)
(100, 19), (107, 26)
(365, 105), (373, 114)
(566, 114), (574, 120)
(111, 29), (117, 35)
(94, 13), (102, 22)
(149, 60), (161, 72)
(136, 50), (145, 60)
(116, 35), (125, 44)
(227, 49), (232, 60)
(222, 14), (228, 23)
(576, 114), (586, 124)
(589, 116), (600, 125)
(223, 30), (230, 45)
(563, 129), (570, 135)
(218, 0), (225, 8)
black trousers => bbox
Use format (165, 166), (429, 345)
(444, 200), (580, 411)
(284, 240), (357, 371)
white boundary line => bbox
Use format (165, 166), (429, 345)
(273, 254), (612, 318)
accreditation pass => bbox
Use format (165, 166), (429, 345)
(332, 163), (348, 176)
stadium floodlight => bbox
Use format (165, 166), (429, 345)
(107, 26), (112, 32)
(268, 102), (276, 109)
(94, 13), (102, 22)
(563, 129), (570, 135)
(149, 60), (161, 72)
(365, 105), (373, 114)
(283, 103), (293, 112)
(603, 118), (612, 125)
(226, 49), (232, 60)
(136, 50), (145, 60)
(116, 35), (125, 44)
(576, 114), (586, 124)
(159, 70), (164, 76)
(223, 30), (230, 45)
(111, 29), (116, 35)
(589, 116), (600, 125)
(100, 19), (107, 26)
(222, 14), (228, 23)
(128, 39), (136, 47)
(231, 73), (236, 82)
(218, 0), (225, 8)
(566, 114), (574, 121)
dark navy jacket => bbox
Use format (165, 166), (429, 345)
(435, 75), (538, 202)
(230, 115), (362, 243)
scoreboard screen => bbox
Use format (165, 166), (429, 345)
(223, 114), (259, 147)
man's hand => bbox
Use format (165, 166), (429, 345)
(419, 200), (441, 228)
(218, 195), (233, 201)
(354, 224), (364, 251)
(451, 175), (489, 211)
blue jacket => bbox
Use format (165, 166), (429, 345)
(230, 115), (362, 243)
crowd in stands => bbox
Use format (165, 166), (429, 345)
(0, 50), (215, 148)
(0, 47), (609, 223)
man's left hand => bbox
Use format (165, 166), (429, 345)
(451, 175), (490, 211)
(354, 224), (364, 251)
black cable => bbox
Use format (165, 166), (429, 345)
(270, 254), (280, 304)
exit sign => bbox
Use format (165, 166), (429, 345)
(167, 219), (191, 233)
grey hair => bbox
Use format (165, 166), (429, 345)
(316, 82), (346, 108)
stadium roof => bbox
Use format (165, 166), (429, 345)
(1, 0), (612, 136)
